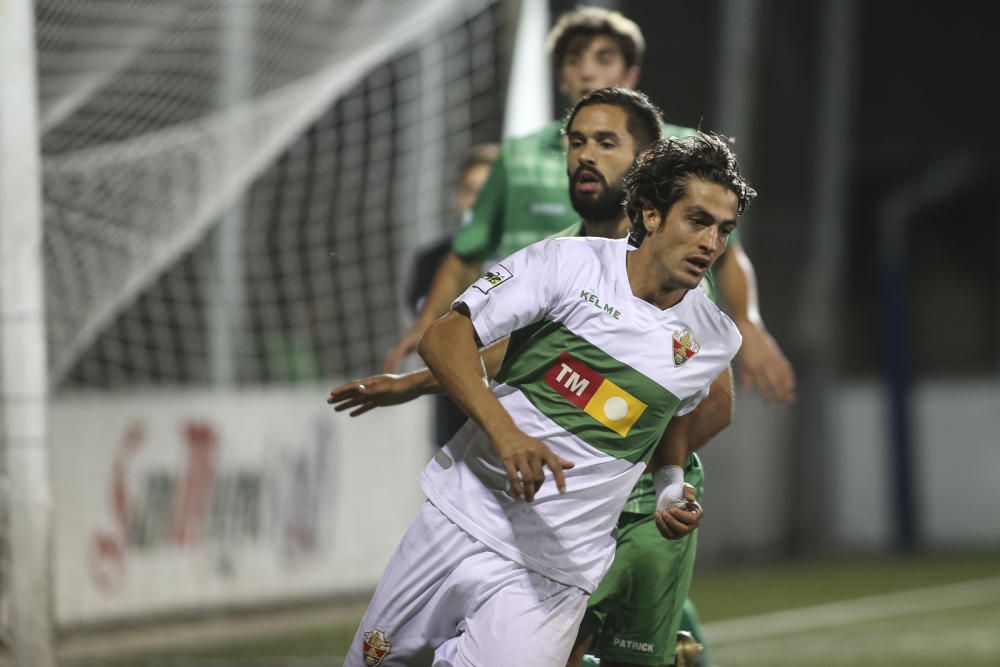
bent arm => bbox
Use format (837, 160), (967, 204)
(715, 240), (760, 330)
(648, 368), (733, 539)
(418, 309), (509, 435)
(651, 367), (734, 470)
(419, 310), (570, 500)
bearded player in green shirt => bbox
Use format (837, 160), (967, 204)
(378, 7), (795, 667)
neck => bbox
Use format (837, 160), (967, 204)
(581, 215), (630, 240)
(625, 249), (687, 310)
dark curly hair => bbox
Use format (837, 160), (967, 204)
(624, 133), (757, 246)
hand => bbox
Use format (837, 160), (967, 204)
(327, 374), (422, 417)
(383, 325), (427, 373)
(493, 431), (575, 502)
(735, 321), (796, 406)
(654, 483), (703, 539)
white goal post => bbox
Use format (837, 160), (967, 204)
(0, 1), (55, 665)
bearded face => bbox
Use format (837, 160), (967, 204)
(569, 163), (627, 222)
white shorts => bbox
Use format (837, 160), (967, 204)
(344, 501), (587, 667)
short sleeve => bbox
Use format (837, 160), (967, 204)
(451, 150), (507, 261)
(453, 239), (562, 347)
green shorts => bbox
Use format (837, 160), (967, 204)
(579, 458), (704, 666)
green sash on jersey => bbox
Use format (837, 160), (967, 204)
(498, 320), (681, 464)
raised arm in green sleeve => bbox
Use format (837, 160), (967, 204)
(452, 150), (507, 262)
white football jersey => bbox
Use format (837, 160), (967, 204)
(420, 237), (740, 592)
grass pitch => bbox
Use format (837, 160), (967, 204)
(61, 548), (1000, 667)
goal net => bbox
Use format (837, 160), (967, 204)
(40, 0), (507, 389)
(3, 0), (510, 659)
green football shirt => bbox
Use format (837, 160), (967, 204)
(451, 121), (578, 262)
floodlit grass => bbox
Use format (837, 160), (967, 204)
(62, 549), (1000, 667)
(710, 602), (1000, 667)
(689, 548), (1000, 620)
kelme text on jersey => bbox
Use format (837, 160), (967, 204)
(580, 290), (621, 320)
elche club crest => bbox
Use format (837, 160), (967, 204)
(672, 328), (700, 367)
(362, 627), (392, 666)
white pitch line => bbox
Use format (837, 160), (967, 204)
(704, 575), (1000, 644)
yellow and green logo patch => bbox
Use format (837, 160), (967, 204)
(544, 352), (647, 437)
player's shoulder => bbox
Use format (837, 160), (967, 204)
(541, 234), (622, 263)
(685, 288), (742, 352)
(515, 236), (619, 283)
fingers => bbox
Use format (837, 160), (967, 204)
(655, 503), (702, 539)
(502, 447), (574, 500)
(681, 483), (697, 504)
(742, 363), (792, 406)
(654, 510), (683, 539)
(542, 451), (574, 494)
(326, 382), (360, 404)
(501, 458), (526, 501)
(524, 455), (545, 502)
(329, 395), (375, 417)
(328, 380), (375, 417)
(770, 359), (797, 405)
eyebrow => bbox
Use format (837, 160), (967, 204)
(687, 204), (737, 228)
(568, 129), (621, 141)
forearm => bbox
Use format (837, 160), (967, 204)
(395, 337), (511, 397)
(418, 310), (518, 441)
(685, 367), (734, 454)
(651, 367), (734, 468)
(716, 241), (762, 329)
(414, 253), (482, 329)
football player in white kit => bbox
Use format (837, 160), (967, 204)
(343, 96), (755, 667)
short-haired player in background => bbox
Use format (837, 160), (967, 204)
(338, 121), (754, 665)
(407, 143), (499, 444)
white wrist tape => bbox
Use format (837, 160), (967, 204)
(653, 465), (686, 510)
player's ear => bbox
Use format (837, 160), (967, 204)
(623, 65), (640, 89)
(642, 206), (662, 235)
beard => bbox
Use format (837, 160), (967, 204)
(569, 166), (626, 222)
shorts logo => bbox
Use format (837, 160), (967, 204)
(545, 352), (647, 437)
(473, 263), (513, 294)
(362, 627), (391, 666)
(612, 637), (655, 653)
(672, 328), (700, 367)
